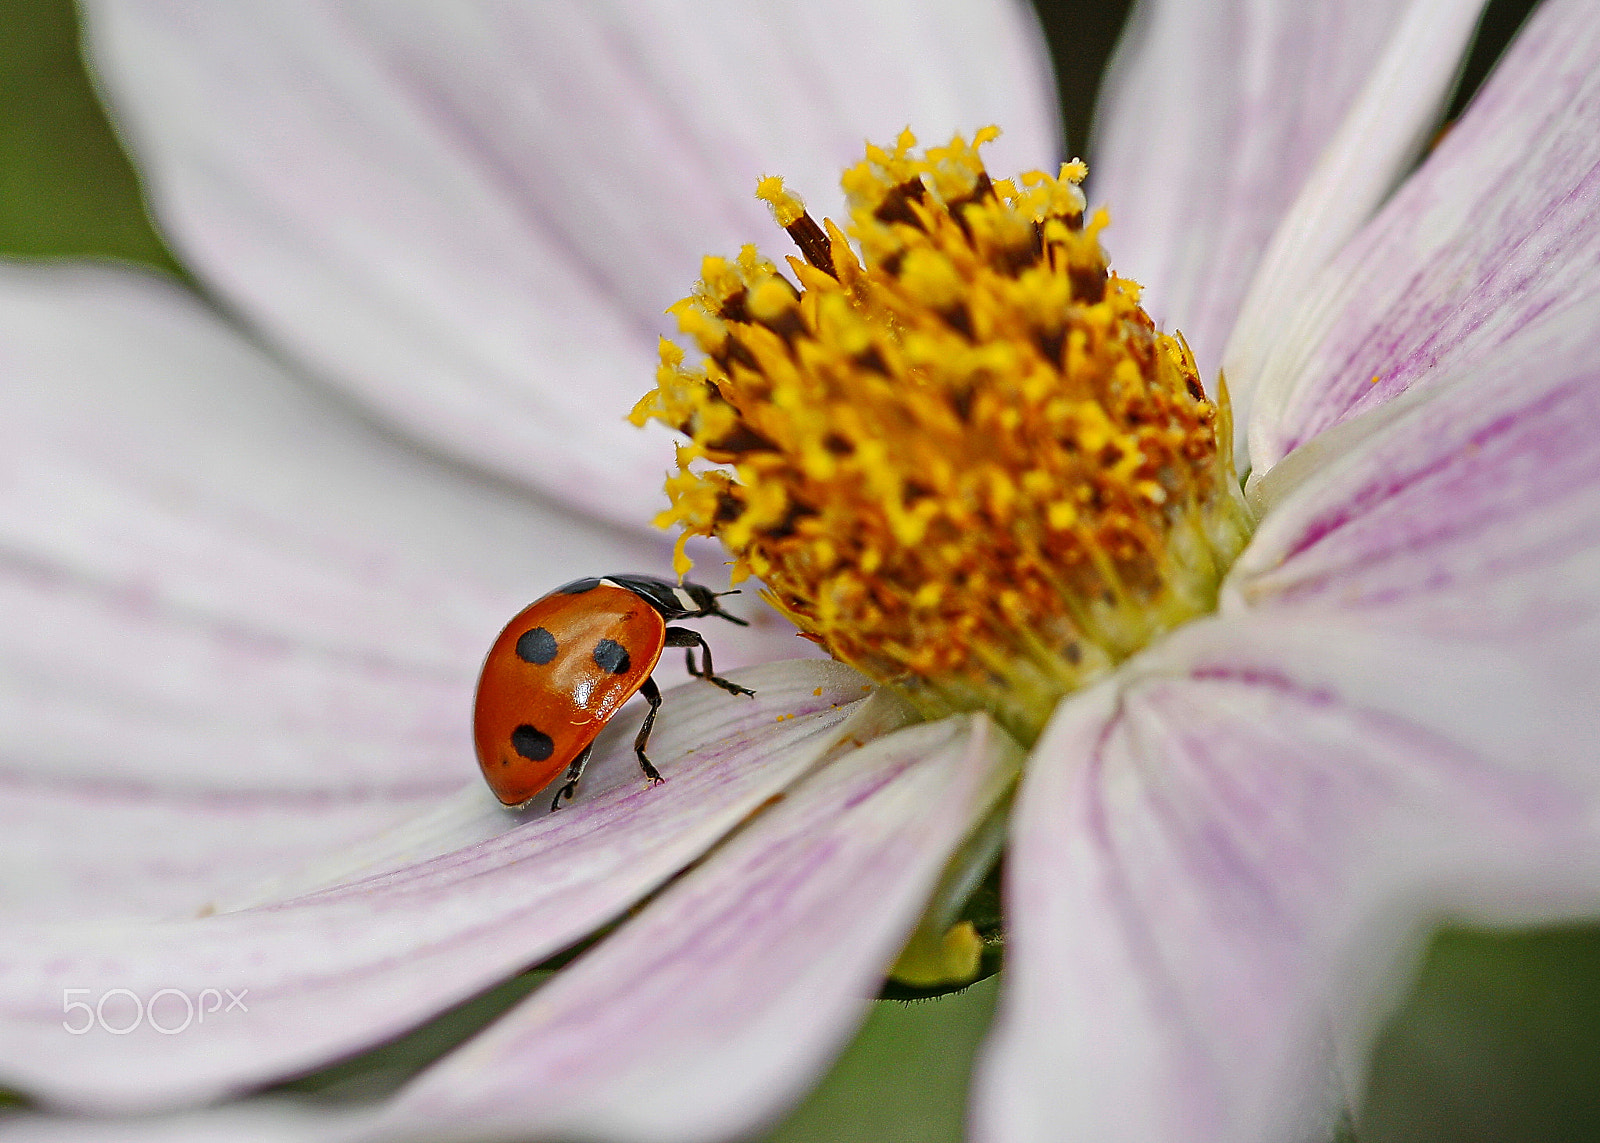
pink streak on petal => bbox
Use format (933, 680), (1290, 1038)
(1249, 0), (1600, 470)
(1233, 296), (1600, 648)
(988, 298), (1600, 1141)
(0, 780), (440, 924)
(81, 0), (1060, 532)
(1221, 0), (1487, 456)
(377, 715), (1021, 1143)
(975, 627), (1600, 1143)
(0, 661), (895, 1113)
(1090, 0), (1446, 380)
(0, 264), (657, 797)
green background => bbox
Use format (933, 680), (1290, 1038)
(4, 0), (1598, 1139)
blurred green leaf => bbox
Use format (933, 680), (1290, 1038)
(0, 0), (178, 270)
(761, 979), (999, 1143)
(1358, 925), (1600, 1143)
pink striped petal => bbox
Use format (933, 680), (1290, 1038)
(0, 661), (897, 1113)
(1248, 0), (1600, 471)
(0, 264), (661, 797)
(0, 781), (438, 924)
(976, 611), (1600, 1143)
(0, 264), (723, 924)
(1220, 0), (1486, 450)
(81, 0), (1060, 532)
(375, 714), (1021, 1143)
(1233, 296), (1600, 656)
(976, 290), (1600, 1143)
(1090, 0), (1477, 379)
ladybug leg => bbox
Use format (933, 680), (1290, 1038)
(665, 627), (756, 698)
(550, 742), (595, 813)
(632, 676), (666, 785)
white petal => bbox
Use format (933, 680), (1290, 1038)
(0, 661), (894, 1113)
(0, 264), (806, 922)
(1220, 0), (1487, 452)
(975, 617), (1600, 1143)
(1247, 0), (1600, 472)
(0, 264), (657, 795)
(375, 714), (1021, 1143)
(0, 264), (692, 921)
(0, 781), (439, 924)
(1090, 0), (1475, 381)
(978, 290), (1600, 1142)
(1232, 294), (1600, 668)
(82, 0), (1061, 531)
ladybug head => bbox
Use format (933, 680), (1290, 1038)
(606, 574), (750, 625)
(678, 581), (750, 626)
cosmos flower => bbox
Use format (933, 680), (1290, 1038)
(1, 1), (1598, 1142)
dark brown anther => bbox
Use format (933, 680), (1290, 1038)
(716, 287), (750, 323)
(704, 422), (781, 458)
(943, 171), (998, 242)
(1069, 263), (1108, 304)
(943, 171), (995, 215)
(994, 239), (1042, 276)
(1034, 328), (1065, 365)
(874, 180), (928, 228)
(941, 303), (975, 339)
(710, 336), (760, 373)
(785, 212), (835, 277)
(942, 171), (996, 214)
(762, 499), (819, 540)
(757, 307), (808, 344)
(853, 345), (891, 375)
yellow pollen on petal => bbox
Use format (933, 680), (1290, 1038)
(631, 128), (1255, 744)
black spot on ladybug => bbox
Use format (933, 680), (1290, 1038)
(516, 626), (558, 665)
(511, 724), (555, 762)
(593, 638), (631, 674)
(558, 577), (602, 595)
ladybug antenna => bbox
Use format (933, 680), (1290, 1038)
(710, 590), (749, 626)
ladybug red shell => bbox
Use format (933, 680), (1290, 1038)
(473, 575), (753, 810)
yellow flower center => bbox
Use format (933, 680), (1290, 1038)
(631, 128), (1253, 744)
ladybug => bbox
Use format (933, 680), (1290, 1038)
(473, 575), (754, 811)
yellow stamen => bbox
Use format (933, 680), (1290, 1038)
(632, 129), (1254, 744)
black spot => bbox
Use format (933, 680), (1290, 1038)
(593, 638), (631, 674)
(557, 577), (602, 595)
(516, 626), (558, 665)
(511, 724), (554, 762)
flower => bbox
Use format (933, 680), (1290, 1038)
(2, 1), (1598, 1142)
